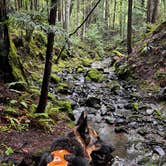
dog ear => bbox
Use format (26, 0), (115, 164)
(76, 111), (88, 136)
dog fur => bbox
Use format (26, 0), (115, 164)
(38, 112), (114, 166)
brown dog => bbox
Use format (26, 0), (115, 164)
(39, 112), (114, 166)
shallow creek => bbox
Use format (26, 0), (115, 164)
(54, 57), (166, 166)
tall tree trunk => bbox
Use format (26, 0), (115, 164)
(119, 0), (123, 36)
(58, 0), (62, 22)
(81, 0), (86, 39)
(65, 0), (71, 33)
(151, 0), (159, 23)
(127, 0), (133, 54)
(77, 0), (80, 36)
(112, 0), (117, 29)
(146, 0), (152, 23)
(36, 0), (57, 113)
(0, 0), (14, 82)
(105, 0), (109, 29)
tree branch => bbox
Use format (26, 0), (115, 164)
(55, 0), (102, 64)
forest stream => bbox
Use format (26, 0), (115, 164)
(49, 56), (166, 166)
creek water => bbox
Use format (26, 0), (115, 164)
(53, 56), (166, 166)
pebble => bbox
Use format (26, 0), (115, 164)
(153, 146), (165, 157)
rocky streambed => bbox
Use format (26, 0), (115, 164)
(52, 56), (166, 166)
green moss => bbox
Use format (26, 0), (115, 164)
(56, 82), (68, 92)
(133, 102), (139, 111)
(86, 69), (105, 82)
(115, 62), (132, 78)
(76, 66), (84, 73)
(9, 39), (25, 81)
(82, 58), (93, 67)
(56, 100), (72, 113)
(48, 92), (55, 100)
(112, 50), (124, 57)
(51, 74), (61, 83)
(154, 70), (166, 81)
(107, 80), (120, 91)
(55, 100), (73, 119)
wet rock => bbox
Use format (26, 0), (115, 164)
(153, 146), (165, 157)
(137, 128), (148, 136)
(128, 122), (138, 129)
(101, 105), (108, 116)
(105, 117), (115, 125)
(146, 108), (154, 115)
(85, 96), (101, 108)
(114, 126), (127, 133)
(124, 103), (133, 110)
(115, 117), (127, 126)
(157, 87), (166, 101)
(152, 153), (160, 161)
(107, 104), (116, 112)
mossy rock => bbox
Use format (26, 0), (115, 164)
(86, 69), (105, 82)
(9, 39), (25, 82)
(82, 58), (93, 67)
(56, 82), (68, 93)
(115, 62), (132, 79)
(50, 74), (61, 84)
(107, 80), (121, 92)
(76, 66), (84, 73)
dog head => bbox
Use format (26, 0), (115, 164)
(75, 111), (114, 165)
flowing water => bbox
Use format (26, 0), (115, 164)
(53, 56), (166, 165)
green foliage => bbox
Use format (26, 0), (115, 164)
(86, 69), (105, 82)
(112, 50), (124, 57)
(50, 74), (61, 84)
(133, 102), (139, 111)
(9, 39), (25, 82)
(82, 58), (93, 67)
(154, 70), (166, 81)
(85, 24), (103, 48)
(5, 147), (14, 156)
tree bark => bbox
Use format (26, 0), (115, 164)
(65, 0), (71, 33)
(146, 0), (152, 23)
(112, 0), (117, 29)
(127, 0), (133, 54)
(0, 0), (14, 82)
(77, 0), (80, 36)
(105, 0), (109, 29)
(151, 0), (159, 23)
(36, 0), (57, 113)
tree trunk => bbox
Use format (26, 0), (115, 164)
(77, 0), (80, 36)
(105, 0), (109, 29)
(36, 0), (57, 113)
(112, 0), (117, 29)
(65, 0), (71, 33)
(127, 0), (133, 54)
(0, 0), (14, 82)
(119, 0), (123, 36)
(81, 0), (86, 39)
(151, 0), (159, 23)
(58, 0), (62, 22)
(146, 0), (152, 23)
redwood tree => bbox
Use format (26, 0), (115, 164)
(36, 0), (58, 113)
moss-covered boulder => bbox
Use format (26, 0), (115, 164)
(9, 39), (26, 82)
(50, 74), (61, 84)
(86, 68), (105, 82)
